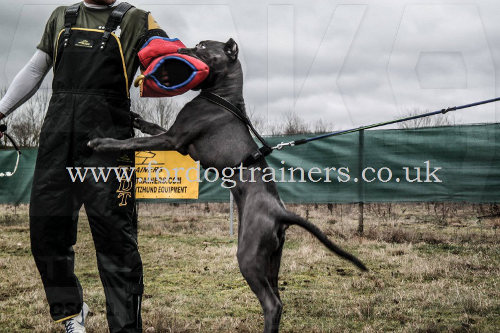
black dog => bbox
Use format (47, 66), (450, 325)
(89, 38), (367, 333)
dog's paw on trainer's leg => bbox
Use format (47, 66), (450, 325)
(87, 138), (121, 152)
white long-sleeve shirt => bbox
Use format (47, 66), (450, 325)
(0, 50), (52, 117)
(0, 1), (121, 117)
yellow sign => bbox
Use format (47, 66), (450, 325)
(135, 151), (199, 199)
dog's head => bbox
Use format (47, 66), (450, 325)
(178, 38), (239, 89)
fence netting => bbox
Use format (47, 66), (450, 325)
(1, 123), (499, 204)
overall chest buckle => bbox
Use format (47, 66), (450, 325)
(100, 2), (134, 50)
(63, 3), (80, 48)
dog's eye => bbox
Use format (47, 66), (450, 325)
(199, 44), (206, 49)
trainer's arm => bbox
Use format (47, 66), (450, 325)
(0, 49), (52, 120)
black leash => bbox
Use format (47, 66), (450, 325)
(272, 97), (500, 150)
(199, 91), (273, 166)
(199, 93), (500, 164)
(0, 124), (22, 177)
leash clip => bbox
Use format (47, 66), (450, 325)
(273, 141), (294, 150)
(441, 106), (455, 114)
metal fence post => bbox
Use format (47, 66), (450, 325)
(229, 191), (234, 236)
(358, 130), (365, 234)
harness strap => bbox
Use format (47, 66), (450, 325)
(199, 91), (272, 149)
(199, 91), (273, 167)
(239, 146), (273, 167)
(101, 2), (134, 50)
(63, 3), (81, 47)
(200, 91), (247, 122)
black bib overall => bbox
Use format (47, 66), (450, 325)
(29, 3), (143, 332)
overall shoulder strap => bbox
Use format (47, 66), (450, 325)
(100, 2), (134, 50)
(63, 3), (81, 47)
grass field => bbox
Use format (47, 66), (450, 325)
(0, 203), (499, 332)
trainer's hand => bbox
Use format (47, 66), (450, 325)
(0, 118), (5, 139)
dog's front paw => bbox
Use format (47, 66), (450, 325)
(87, 138), (120, 152)
(133, 118), (167, 135)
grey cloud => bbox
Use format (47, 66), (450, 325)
(1, 0), (499, 127)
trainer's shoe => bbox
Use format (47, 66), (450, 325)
(64, 302), (89, 333)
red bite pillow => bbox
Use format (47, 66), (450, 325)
(138, 37), (186, 68)
(135, 37), (209, 97)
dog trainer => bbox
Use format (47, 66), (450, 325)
(0, 0), (169, 331)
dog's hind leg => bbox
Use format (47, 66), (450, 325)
(264, 236), (284, 331)
(268, 228), (285, 302)
(237, 228), (282, 333)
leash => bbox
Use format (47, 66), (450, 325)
(199, 93), (500, 164)
(0, 124), (22, 178)
(199, 91), (273, 166)
(272, 97), (500, 150)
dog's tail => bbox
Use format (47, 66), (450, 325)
(280, 212), (368, 271)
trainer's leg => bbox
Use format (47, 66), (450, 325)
(30, 179), (83, 322)
(83, 176), (143, 333)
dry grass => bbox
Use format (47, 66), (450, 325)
(0, 203), (498, 332)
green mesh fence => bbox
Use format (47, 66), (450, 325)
(0, 123), (499, 205)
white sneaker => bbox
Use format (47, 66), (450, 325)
(64, 302), (89, 333)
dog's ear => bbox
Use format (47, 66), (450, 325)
(224, 38), (239, 62)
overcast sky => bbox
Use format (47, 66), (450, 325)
(1, 0), (499, 131)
